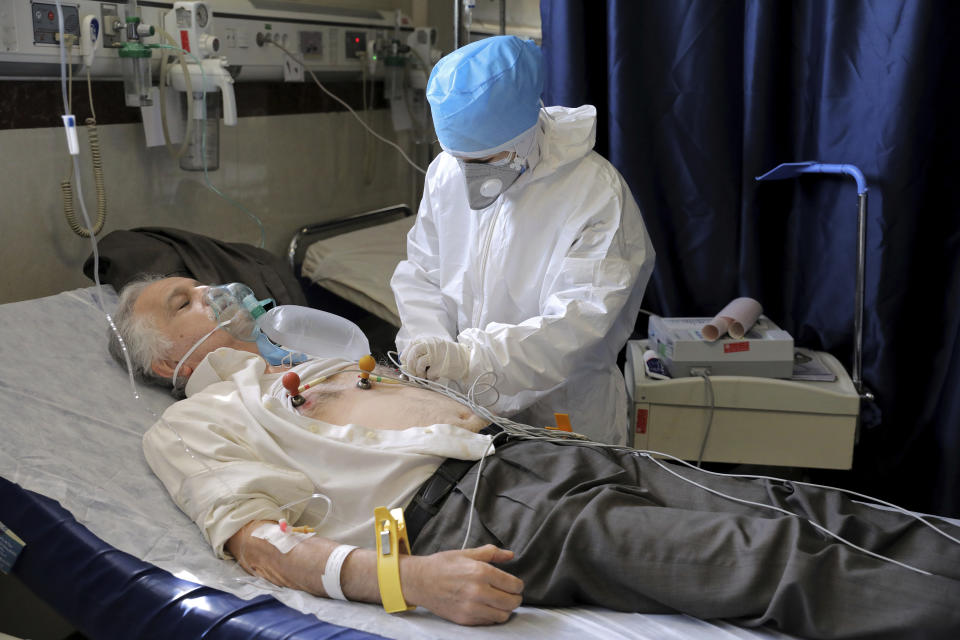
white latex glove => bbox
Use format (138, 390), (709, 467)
(401, 337), (470, 381)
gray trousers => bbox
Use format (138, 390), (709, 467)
(411, 438), (960, 640)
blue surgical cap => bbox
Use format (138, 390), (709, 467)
(427, 36), (543, 156)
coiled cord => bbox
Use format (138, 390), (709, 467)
(59, 34), (106, 238)
(61, 118), (106, 238)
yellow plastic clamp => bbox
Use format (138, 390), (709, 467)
(373, 506), (416, 613)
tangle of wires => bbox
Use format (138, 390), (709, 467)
(380, 350), (960, 571)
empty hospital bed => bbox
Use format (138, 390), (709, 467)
(0, 284), (803, 639)
(289, 204), (414, 329)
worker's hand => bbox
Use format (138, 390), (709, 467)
(401, 545), (523, 625)
(401, 337), (470, 381)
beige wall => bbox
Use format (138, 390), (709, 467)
(0, 109), (424, 303)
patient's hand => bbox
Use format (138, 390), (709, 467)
(401, 545), (523, 625)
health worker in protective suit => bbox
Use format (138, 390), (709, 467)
(391, 36), (655, 445)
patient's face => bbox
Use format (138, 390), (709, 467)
(134, 277), (258, 376)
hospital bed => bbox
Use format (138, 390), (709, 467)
(0, 285), (799, 639)
(289, 204), (415, 328)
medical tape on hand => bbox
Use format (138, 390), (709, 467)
(321, 543), (358, 601)
(251, 522), (316, 554)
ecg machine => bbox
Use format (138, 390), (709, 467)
(624, 339), (861, 469)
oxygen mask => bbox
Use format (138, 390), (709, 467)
(204, 282), (267, 342)
(172, 283), (310, 389)
(207, 283), (312, 368)
(173, 282), (372, 390)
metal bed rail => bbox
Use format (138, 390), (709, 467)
(287, 204), (414, 275)
(1, 477), (384, 640)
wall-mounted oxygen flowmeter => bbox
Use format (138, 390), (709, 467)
(119, 17), (155, 107)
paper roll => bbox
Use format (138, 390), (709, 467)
(702, 297), (763, 341)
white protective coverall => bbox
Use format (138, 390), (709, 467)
(391, 104), (655, 445)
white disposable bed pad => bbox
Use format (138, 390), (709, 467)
(301, 216), (415, 327)
(0, 286), (797, 640)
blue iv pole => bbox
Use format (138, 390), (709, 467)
(755, 162), (874, 401)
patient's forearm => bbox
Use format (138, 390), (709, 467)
(227, 520), (379, 601)
(226, 520), (523, 625)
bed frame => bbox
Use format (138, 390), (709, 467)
(287, 204), (413, 276)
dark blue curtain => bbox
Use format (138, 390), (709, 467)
(541, 0), (960, 517)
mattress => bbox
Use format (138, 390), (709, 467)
(301, 216), (415, 327)
(0, 285), (797, 640)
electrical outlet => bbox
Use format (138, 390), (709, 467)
(283, 54), (303, 82)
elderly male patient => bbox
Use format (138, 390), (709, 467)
(112, 275), (960, 639)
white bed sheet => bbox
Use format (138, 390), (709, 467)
(0, 286), (796, 640)
(300, 216), (415, 327)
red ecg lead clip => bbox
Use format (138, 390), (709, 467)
(282, 372), (306, 407)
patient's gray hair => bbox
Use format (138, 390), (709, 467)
(108, 274), (186, 396)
